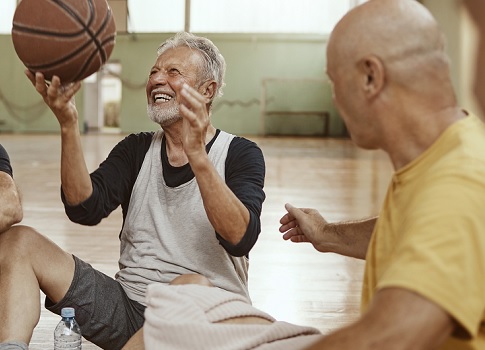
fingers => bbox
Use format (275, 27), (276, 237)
(282, 228), (310, 243)
(47, 76), (81, 101)
(179, 103), (195, 123)
(178, 83), (208, 123)
(279, 203), (299, 232)
(279, 203), (297, 224)
(284, 202), (305, 222)
(29, 72), (49, 96)
(290, 235), (311, 244)
(24, 69), (35, 85)
(181, 83), (207, 105)
(279, 218), (297, 232)
(25, 71), (81, 101)
(282, 227), (299, 240)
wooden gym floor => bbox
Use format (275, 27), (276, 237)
(0, 133), (393, 349)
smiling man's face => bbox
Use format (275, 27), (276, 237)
(145, 46), (203, 126)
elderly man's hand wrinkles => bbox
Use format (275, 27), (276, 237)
(25, 70), (81, 128)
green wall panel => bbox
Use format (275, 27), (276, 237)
(1, 33), (346, 136)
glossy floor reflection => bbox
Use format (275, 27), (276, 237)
(1, 133), (393, 349)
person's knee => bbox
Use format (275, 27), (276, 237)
(0, 225), (44, 261)
(169, 274), (213, 287)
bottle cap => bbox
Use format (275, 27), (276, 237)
(61, 307), (75, 318)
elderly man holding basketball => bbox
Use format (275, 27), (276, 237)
(0, 32), (265, 350)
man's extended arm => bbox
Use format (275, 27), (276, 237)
(178, 83), (258, 247)
(26, 71), (93, 206)
(279, 204), (376, 259)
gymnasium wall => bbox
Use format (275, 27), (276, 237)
(422, 0), (481, 118)
(0, 2), (481, 136)
(0, 32), (345, 137)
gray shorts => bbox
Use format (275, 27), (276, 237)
(45, 255), (145, 350)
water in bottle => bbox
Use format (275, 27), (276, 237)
(54, 307), (82, 350)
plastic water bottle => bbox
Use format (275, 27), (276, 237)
(54, 307), (82, 349)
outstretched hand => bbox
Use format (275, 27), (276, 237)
(279, 203), (329, 252)
(25, 70), (82, 128)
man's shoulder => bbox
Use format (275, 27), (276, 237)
(228, 135), (261, 150)
(124, 131), (156, 142)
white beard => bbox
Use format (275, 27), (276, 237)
(147, 103), (181, 127)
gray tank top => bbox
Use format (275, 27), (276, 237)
(116, 129), (250, 305)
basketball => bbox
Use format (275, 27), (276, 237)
(11, 0), (116, 83)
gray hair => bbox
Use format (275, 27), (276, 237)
(157, 32), (226, 99)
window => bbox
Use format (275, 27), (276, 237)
(0, 0), (17, 34)
(127, 0), (185, 33)
(2, 0), (367, 35)
(190, 0), (352, 34)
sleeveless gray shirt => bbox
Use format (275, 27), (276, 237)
(116, 130), (250, 305)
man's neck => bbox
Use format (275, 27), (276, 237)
(162, 124), (217, 167)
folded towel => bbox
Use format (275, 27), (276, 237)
(144, 283), (322, 350)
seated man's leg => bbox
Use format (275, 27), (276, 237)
(169, 274), (213, 287)
(45, 252), (146, 349)
(0, 225), (146, 350)
(0, 225), (75, 346)
(122, 328), (144, 350)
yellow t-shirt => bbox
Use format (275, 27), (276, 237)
(362, 115), (485, 349)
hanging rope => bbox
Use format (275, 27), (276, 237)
(0, 87), (47, 124)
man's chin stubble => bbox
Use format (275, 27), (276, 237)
(147, 104), (181, 126)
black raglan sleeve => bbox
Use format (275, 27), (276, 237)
(215, 136), (266, 257)
(61, 132), (153, 226)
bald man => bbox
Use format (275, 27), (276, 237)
(462, 0), (485, 114)
(279, 0), (485, 349)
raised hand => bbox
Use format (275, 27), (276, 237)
(177, 83), (211, 159)
(25, 70), (82, 128)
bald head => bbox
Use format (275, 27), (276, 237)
(328, 0), (450, 89)
(326, 0), (460, 160)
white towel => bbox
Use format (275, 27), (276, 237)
(143, 284), (322, 350)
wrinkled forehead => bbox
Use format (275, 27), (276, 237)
(154, 46), (204, 67)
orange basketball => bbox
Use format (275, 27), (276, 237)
(11, 0), (116, 83)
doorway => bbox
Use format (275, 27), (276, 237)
(83, 61), (122, 133)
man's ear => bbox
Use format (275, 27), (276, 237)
(199, 80), (217, 101)
(357, 55), (385, 98)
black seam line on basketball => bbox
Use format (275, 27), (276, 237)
(51, 0), (96, 30)
(87, 7), (114, 63)
(12, 23), (85, 38)
(52, 0), (108, 64)
(27, 39), (98, 70)
(72, 36), (116, 82)
(93, 8), (114, 63)
(25, 33), (115, 72)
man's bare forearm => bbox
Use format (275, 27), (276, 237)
(59, 125), (93, 205)
(323, 217), (377, 259)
